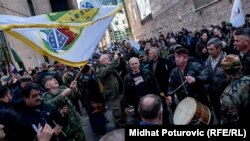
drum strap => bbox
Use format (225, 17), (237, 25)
(168, 79), (187, 95)
(178, 70), (189, 95)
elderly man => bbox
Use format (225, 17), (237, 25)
(138, 94), (163, 125)
(122, 57), (161, 124)
(148, 47), (170, 125)
(167, 48), (209, 111)
(97, 53), (124, 128)
(42, 76), (85, 141)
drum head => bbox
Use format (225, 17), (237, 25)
(173, 97), (197, 125)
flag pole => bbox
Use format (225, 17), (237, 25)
(73, 62), (88, 81)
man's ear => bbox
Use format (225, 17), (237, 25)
(23, 97), (28, 103)
(44, 81), (50, 90)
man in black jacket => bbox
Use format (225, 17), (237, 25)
(15, 83), (67, 141)
(234, 27), (250, 75)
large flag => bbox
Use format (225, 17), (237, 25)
(230, 0), (245, 27)
(80, 0), (102, 8)
(0, 6), (122, 67)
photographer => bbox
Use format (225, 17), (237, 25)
(97, 52), (125, 128)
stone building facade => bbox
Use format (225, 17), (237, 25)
(0, 0), (78, 70)
(124, 0), (250, 40)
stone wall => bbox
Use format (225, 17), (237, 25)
(0, 0), (31, 16)
(32, 0), (52, 15)
(124, 0), (250, 40)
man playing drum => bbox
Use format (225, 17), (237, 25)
(166, 47), (210, 125)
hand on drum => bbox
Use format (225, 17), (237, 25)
(165, 96), (173, 105)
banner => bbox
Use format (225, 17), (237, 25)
(80, 0), (102, 8)
(230, 0), (245, 27)
(0, 6), (122, 67)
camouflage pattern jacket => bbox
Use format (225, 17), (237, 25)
(42, 86), (85, 141)
(220, 75), (250, 125)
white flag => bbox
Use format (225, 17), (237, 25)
(230, 0), (245, 27)
(80, 0), (102, 8)
(0, 6), (122, 67)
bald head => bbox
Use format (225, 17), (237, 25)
(99, 129), (125, 141)
(138, 94), (162, 120)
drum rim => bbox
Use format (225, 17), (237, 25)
(173, 97), (197, 125)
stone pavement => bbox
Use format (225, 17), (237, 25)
(81, 104), (116, 141)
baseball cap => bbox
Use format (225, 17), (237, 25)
(139, 51), (146, 57)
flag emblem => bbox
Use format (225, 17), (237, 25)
(0, 6), (122, 66)
(232, 7), (241, 18)
(41, 28), (79, 53)
(48, 29), (68, 50)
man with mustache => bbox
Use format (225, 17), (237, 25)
(15, 83), (67, 141)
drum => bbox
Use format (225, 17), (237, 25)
(173, 97), (211, 125)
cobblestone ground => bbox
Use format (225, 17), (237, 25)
(81, 98), (218, 141)
(82, 102), (115, 141)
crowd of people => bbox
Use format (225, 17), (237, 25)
(0, 21), (250, 141)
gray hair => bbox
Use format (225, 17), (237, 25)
(40, 62), (48, 69)
(149, 47), (159, 55)
(99, 54), (108, 64)
(207, 38), (222, 49)
(129, 57), (139, 65)
(169, 38), (176, 44)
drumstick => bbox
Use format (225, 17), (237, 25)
(168, 80), (187, 95)
(160, 93), (168, 99)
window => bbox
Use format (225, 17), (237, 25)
(136, 0), (151, 20)
(27, 0), (35, 16)
(50, 0), (69, 12)
(101, 0), (118, 6)
(193, 0), (219, 10)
